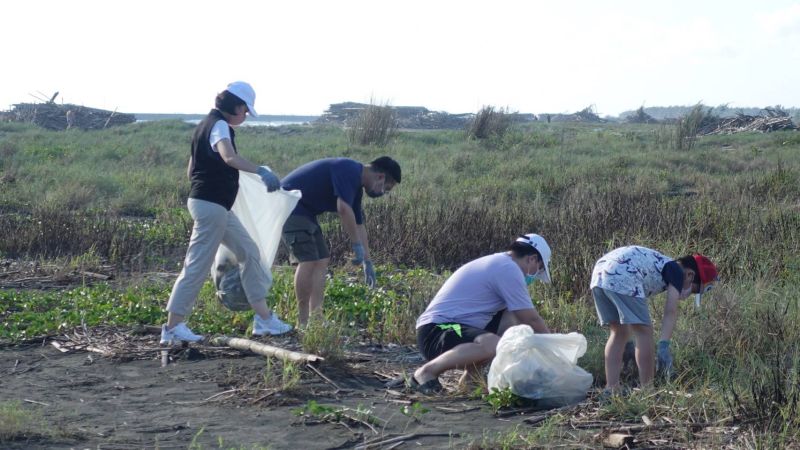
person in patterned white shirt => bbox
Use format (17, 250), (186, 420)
(590, 246), (718, 392)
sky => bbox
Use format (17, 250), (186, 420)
(2, 0), (799, 117)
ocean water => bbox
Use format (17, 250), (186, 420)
(135, 119), (310, 127)
(184, 119), (308, 127)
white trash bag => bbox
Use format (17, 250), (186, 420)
(212, 171), (301, 311)
(488, 325), (593, 407)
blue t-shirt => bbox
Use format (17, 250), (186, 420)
(281, 158), (364, 224)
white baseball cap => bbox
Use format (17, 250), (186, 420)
(516, 233), (552, 283)
(225, 81), (258, 117)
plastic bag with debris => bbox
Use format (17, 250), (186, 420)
(211, 172), (301, 311)
(488, 325), (593, 407)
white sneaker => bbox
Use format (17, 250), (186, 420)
(160, 322), (203, 345)
(253, 313), (293, 336)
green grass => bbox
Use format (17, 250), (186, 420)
(1, 120), (800, 446)
(0, 401), (59, 443)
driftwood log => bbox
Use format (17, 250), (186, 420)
(211, 336), (324, 364)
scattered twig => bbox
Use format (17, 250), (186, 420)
(435, 405), (480, 413)
(355, 433), (456, 450)
(50, 341), (70, 353)
(203, 389), (240, 402)
(23, 399), (50, 407)
(306, 363), (342, 392)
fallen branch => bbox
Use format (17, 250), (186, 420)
(355, 433), (457, 450)
(211, 336), (324, 364)
(50, 341), (70, 353)
(306, 363), (342, 391)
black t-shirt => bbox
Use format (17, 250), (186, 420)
(660, 261), (685, 292)
(188, 109), (239, 210)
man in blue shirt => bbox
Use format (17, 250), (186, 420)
(281, 156), (401, 326)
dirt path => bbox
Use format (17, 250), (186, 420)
(0, 336), (529, 449)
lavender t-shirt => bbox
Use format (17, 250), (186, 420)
(416, 253), (536, 330)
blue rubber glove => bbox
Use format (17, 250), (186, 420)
(656, 340), (673, 379)
(351, 242), (365, 265)
(363, 260), (376, 288)
(256, 166), (280, 192)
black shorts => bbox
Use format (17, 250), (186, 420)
(416, 310), (505, 361)
(281, 215), (330, 263)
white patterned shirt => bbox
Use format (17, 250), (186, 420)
(590, 246), (678, 298)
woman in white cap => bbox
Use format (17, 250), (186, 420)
(161, 81), (292, 344)
(407, 234), (552, 394)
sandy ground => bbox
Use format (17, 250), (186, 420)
(0, 333), (537, 450)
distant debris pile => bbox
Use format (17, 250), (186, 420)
(625, 106), (659, 124)
(698, 108), (796, 135)
(319, 102), (536, 129)
(546, 105), (605, 123)
(6, 102), (135, 131)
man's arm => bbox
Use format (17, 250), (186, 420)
(512, 308), (550, 334)
(660, 285), (681, 341)
(355, 224), (370, 260)
(336, 198), (361, 246)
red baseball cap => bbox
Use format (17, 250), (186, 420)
(693, 254), (718, 284)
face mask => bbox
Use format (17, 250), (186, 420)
(366, 178), (385, 198)
(525, 274), (537, 285)
(695, 284), (714, 308)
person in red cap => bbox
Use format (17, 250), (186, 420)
(590, 246), (718, 393)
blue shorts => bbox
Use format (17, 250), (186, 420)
(592, 287), (651, 326)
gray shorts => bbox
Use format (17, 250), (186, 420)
(282, 215), (330, 263)
(592, 287), (651, 326)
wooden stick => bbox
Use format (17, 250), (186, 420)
(211, 336), (324, 364)
(306, 363), (341, 391)
(80, 270), (112, 280)
(85, 345), (113, 357)
(50, 341), (70, 353)
(23, 399), (50, 407)
(355, 433), (455, 450)
(203, 388), (240, 402)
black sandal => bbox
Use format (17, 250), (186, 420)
(407, 375), (444, 395)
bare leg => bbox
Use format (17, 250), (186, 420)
(632, 324), (655, 386)
(604, 322), (631, 390)
(308, 258), (329, 320)
(294, 258), (329, 326)
(414, 333), (500, 384)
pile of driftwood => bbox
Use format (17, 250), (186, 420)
(546, 106), (606, 123)
(698, 109), (797, 135)
(6, 102), (135, 131)
(625, 106), (659, 124)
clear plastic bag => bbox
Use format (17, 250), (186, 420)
(211, 172), (301, 311)
(488, 325), (593, 407)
